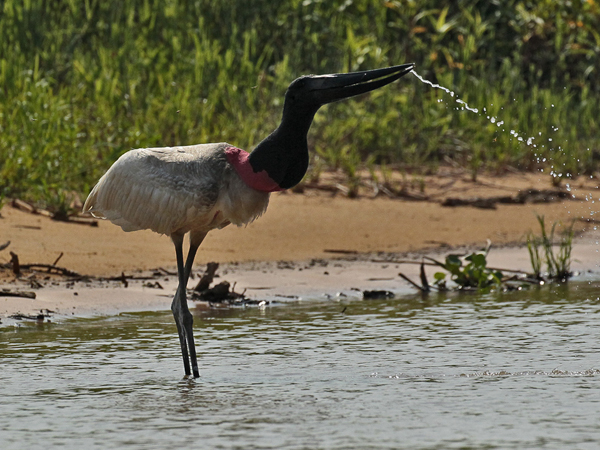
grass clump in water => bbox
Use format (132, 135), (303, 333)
(527, 215), (574, 282)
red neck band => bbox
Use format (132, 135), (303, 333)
(225, 147), (284, 192)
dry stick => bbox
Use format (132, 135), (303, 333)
(57, 216), (99, 226)
(9, 251), (20, 276)
(11, 198), (98, 226)
(1, 290), (36, 299)
(9, 312), (45, 320)
(195, 262), (219, 292)
(324, 249), (359, 255)
(370, 258), (533, 276)
(398, 272), (428, 292)
(18, 263), (82, 278)
(99, 273), (160, 281)
(52, 252), (64, 267)
(419, 261), (430, 293)
(158, 267), (177, 276)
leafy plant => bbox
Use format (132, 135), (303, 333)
(431, 248), (504, 291)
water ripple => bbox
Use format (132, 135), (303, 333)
(2, 282), (600, 449)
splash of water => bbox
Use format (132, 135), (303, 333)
(410, 71), (480, 114)
(410, 69), (598, 247)
(409, 69), (552, 155)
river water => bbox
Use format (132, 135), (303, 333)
(2, 281), (600, 449)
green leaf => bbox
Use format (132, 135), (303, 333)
(434, 272), (446, 281)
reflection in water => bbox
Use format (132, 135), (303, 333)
(1, 282), (600, 449)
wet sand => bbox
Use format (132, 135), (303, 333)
(1, 172), (599, 321)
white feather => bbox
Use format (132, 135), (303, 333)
(83, 143), (270, 236)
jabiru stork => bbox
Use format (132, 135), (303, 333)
(83, 63), (415, 378)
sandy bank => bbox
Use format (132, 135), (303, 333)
(1, 172), (599, 322)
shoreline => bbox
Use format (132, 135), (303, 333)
(2, 232), (599, 327)
(2, 172), (599, 324)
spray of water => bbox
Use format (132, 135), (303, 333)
(410, 71), (480, 114)
(410, 69), (598, 259)
(410, 69), (556, 169)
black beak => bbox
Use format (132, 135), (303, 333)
(309, 63), (414, 105)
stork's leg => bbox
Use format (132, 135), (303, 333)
(181, 231), (206, 377)
(171, 233), (191, 376)
(171, 231), (207, 378)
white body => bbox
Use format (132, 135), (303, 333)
(83, 143), (270, 236)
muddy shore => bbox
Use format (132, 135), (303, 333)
(1, 172), (599, 323)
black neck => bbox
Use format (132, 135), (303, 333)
(248, 104), (319, 189)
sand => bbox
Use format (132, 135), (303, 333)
(1, 172), (599, 322)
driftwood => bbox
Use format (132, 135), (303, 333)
(372, 183), (428, 201)
(9, 310), (53, 321)
(362, 290), (395, 299)
(441, 188), (574, 209)
(18, 263), (82, 278)
(190, 263), (248, 303)
(10, 252), (20, 276)
(194, 262), (219, 292)
(324, 249), (359, 255)
(10, 198), (98, 226)
(1, 289), (36, 299)
(193, 281), (246, 302)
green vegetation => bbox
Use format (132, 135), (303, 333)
(1, 1), (599, 213)
(431, 250), (504, 292)
(400, 220), (575, 292)
(527, 215), (575, 281)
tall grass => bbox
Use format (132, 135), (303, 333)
(527, 215), (575, 281)
(0, 0), (599, 212)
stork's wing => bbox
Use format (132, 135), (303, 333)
(84, 144), (228, 235)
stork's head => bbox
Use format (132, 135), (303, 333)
(283, 63), (415, 116)
(249, 63), (415, 191)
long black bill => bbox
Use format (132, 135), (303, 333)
(312, 63), (414, 105)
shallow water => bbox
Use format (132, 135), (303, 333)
(2, 282), (600, 449)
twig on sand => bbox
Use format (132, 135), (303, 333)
(157, 267), (177, 276)
(52, 252), (64, 267)
(98, 272), (164, 286)
(10, 198), (98, 226)
(324, 249), (359, 255)
(19, 263), (82, 278)
(441, 188), (573, 209)
(1, 250), (84, 279)
(1, 289), (36, 299)
(9, 310), (53, 321)
(0, 241), (10, 252)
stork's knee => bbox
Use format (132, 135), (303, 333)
(182, 310), (193, 328)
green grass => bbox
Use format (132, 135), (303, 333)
(527, 215), (575, 281)
(0, 0), (599, 213)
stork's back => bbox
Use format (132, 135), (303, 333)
(83, 143), (270, 236)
